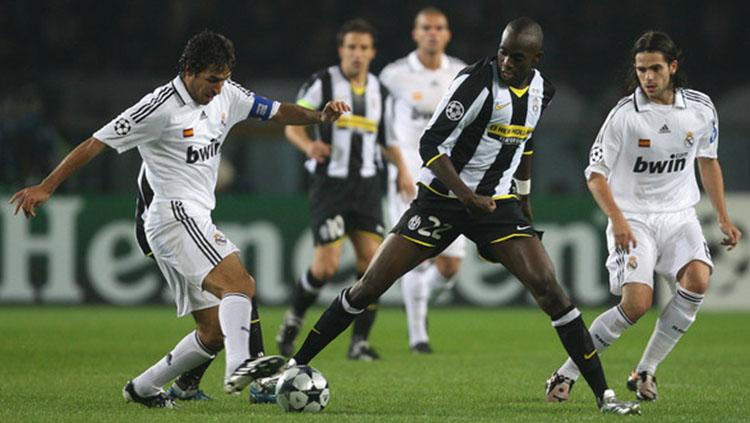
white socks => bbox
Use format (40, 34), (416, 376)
(401, 267), (429, 346)
(636, 286), (703, 374)
(132, 331), (215, 396)
(558, 305), (632, 380)
(556, 285), (703, 380)
(219, 293), (252, 380)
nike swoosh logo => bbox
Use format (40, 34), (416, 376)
(495, 102), (511, 110)
(516, 225), (531, 231)
(584, 350), (597, 360)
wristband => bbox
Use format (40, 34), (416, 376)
(514, 178), (531, 195)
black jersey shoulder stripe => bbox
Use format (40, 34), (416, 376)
(538, 71), (556, 111)
(130, 85), (172, 120)
(684, 94), (714, 110)
(297, 68), (330, 105)
(419, 59), (493, 164)
(132, 87), (175, 123)
(449, 93), (494, 174)
(683, 89), (712, 103)
(684, 92), (716, 110)
(171, 81), (186, 105)
(227, 80), (252, 97)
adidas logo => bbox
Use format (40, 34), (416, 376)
(658, 124), (670, 134)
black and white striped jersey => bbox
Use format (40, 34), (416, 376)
(418, 57), (554, 199)
(296, 66), (387, 179)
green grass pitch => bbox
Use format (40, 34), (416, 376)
(1, 306), (747, 422)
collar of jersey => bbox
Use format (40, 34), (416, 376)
(172, 75), (202, 108)
(408, 50), (450, 72)
(634, 87), (687, 112)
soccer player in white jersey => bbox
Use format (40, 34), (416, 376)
(379, 7), (467, 354)
(9, 30), (350, 408)
(545, 31), (741, 403)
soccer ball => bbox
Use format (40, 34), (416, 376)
(275, 365), (330, 412)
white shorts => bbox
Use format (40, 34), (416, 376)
(387, 183), (466, 258)
(145, 201), (239, 317)
(605, 208), (713, 296)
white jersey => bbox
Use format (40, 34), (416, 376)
(93, 76), (280, 216)
(379, 51), (466, 173)
(585, 87), (718, 213)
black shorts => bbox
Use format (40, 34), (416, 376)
(309, 175), (385, 245)
(392, 189), (537, 258)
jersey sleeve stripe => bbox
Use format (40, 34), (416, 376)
(132, 87), (175, 123)
(227, 80), (253, 97)
(129, 85), (172, 120)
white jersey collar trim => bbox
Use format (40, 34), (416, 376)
(172, 75), (199, 107)
(634, 87), (686, 112)
(407, 51), (449, 71)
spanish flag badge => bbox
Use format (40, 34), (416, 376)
(183, 128), (194, 138)
(638, 139), (651, 148)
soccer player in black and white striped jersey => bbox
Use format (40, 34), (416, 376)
(287, 18), (640, 415)
(276, 19), (412, 363)
(9, 30), (350, 408)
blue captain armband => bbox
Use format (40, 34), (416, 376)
(248, 95), (277, 121)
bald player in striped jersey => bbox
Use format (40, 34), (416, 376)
(379, 7), (467, 354)
(276, 18), (412, 362)
(286, 18), (641, 415)
(545, 31), (741, 404)
(9, 30), (350, 408)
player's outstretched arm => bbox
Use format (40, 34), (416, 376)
(9, 137), (107, 218)
(587, 172), (636, 253)
(272, 101), (350, 125)
(428, 154), (495, 217)
(698, 157), (742, 250)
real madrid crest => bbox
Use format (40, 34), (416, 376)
(684, 131), (694, 147)
(627, 255), (638, 270)
(220, 112), (227, 126)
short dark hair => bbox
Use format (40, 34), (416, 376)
(177, 30), (236, 75)
(414, 6), (447, 27)
(336, 18), (377, 47)
(626, 30), (687, 92)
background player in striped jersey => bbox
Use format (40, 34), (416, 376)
(285, 18), (640, 415)
(9, 30), (350, 408)
(276, 18), (412, 362)
(545, 31), (741, 403)
(379, 7), (467, 354)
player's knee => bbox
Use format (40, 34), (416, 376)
(528, 273), (568, 314)
(312, 256), (340, 281)
(679, 261), (711, 295)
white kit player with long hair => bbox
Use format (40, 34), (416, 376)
(9, 30), (350, 408)
(545, 31), (741, 403)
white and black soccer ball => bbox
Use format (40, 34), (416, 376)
(275, 365), (330, 413)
